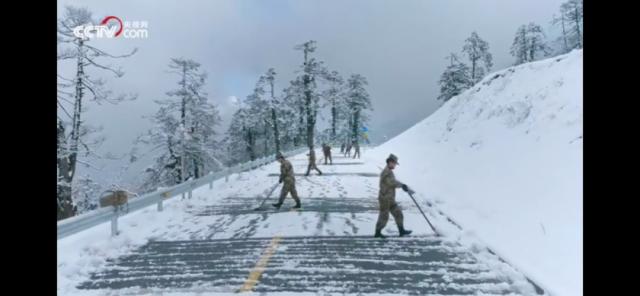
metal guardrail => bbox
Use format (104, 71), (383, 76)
(57, 148), (308, 240)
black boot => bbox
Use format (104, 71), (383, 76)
(374, 228), (386, 239)
(272, 203), (282, 209)
(398, 225), (412, 237)
(292, 201), (301, 209)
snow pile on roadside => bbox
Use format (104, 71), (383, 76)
(366, 50), (582, 296)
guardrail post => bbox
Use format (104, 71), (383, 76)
(225, 167), (230, 182)
(188, 182), (193, 199)
(157, 198), (163, 212)
(111, 209), (118, 237)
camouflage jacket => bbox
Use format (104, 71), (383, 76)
(378, 166), (403, 200)
(308, 150), (316, 163)
(280, 160), (295, 184)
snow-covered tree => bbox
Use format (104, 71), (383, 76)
(263, 68), (282, 153)
(282, 76), (307, 147)
(511, 23), (550, 65)
(437, 53), (472, 102)
(322, 70), (346, 143)
(278, 81), (303, 151)
(225, 107), (252, 164)
(556, 0), (583, 50)
(511, 25), (529, 65)
(224, 85), (277, 164)
(345, 74), (373, 145)
(245, 80), (272, 158)
(135, 58), (220, 192)
(72, 175), (103, 214)
(293, 40), (330, 150)
(526, 23), (550, 62)
(462, 32), (493, 84)
(551, 13), (570, 54)
(57, 6), (137, 220)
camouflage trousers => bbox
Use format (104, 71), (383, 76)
(375, 197), (404, 231)
(353, 149), (360, 159)
(305, 163), (322, 175)
(277, 181), (300, 204)
(324, 153), (332, 165)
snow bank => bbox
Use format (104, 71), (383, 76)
(366, 50), (582, 296)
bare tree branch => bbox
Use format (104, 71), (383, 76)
(57, 101), (74, 120)
(84, 56), (124, 77)
(76, 158), (104, 171)
(85, 44), (138, 59)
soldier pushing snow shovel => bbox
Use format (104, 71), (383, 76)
(305, 147), (323, 176)
(375, 153), (413, 238)
(272, 152), (302, 210)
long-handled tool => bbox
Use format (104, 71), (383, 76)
(406, 189), (440, 236)
(253, 182), (280, 211)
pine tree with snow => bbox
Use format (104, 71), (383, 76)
(72, 175), (102, 214)
(511, 25), (529, 65)
(557, 0), (583, 50)
(511, 23), (550, 65)
(437, 53), (472, 102)
(462, 32), (493, 85)
(225, 107), (253, 164)
(245, 80), (272, 158)
(263, 68), (282, 153)
(136, 58), (220, 192)
(322, 70), (346, 144)
(281, 76), (307, 147)
(345, 74), (373, 145)
(57, 6), (137, 220)
(278, 80), (304, 150)
(293, 40), (330, 150)
(526, 23), (550, 62)
(551, 13), (570, 54)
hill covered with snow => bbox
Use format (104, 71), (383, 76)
(366, 50), (583, 295)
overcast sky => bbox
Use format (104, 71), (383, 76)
(57, 0), (566, 186)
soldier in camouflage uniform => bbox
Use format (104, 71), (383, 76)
(272, 153), (301, 209)
(305, 147), (323, 176)
(322, 143), (332, 165)
(352, 141), (361, 159)
(375, 154), (412, 238)
(344, 141), (352, 157)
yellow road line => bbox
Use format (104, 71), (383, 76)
(237, 236), (282, 293)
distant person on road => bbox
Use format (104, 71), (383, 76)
(305, 147), (323, 176)
(340, 143), (345, 153)
(352, 141), (361, 159)
(322, 143), (333, 165)
(374, 153), (412, 238)
(273, 152), (301, 209)
(345, 141), (352, 157)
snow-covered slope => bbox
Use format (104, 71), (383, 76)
(366, 50), (583, 296)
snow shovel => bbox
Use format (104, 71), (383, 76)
(253, 182), (280, 211)
(406, 189), (440, 236)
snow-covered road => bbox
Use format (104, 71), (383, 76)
(60, 150), (541, 295)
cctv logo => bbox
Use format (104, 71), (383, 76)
(73, 16), (149, 39)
